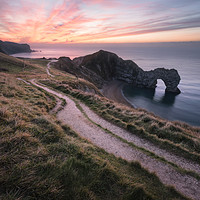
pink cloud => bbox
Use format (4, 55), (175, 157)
(82, 0), (120, 7)
(0, 0), (84, 42)
(0, 0), (199, 43)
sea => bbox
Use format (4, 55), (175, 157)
(11, 42), (200, 127)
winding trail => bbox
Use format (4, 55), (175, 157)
(49, 97), (64, 114)
(46, 60), (57, 77)
(16, 78), (31, 85)
(30, 77), (200, 200)
(80, 102), (200, 175)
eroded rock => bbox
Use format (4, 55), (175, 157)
(136, 68), (181, 93)
(55, 50), (181, 94)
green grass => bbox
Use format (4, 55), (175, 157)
(0, 59), (189, 200)
(0, 53), (49, 80)
(0, 59), (35, 73)
(22, 58), (50, 68)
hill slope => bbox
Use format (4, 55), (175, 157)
(0, 53), (199, 200)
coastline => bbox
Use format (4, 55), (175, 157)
(101, 80), (134, 108)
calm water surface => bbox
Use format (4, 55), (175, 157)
(12, 42), (200, 126)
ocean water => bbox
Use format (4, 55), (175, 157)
(12, 42), (200, 127)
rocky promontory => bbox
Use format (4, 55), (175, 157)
(55, 50), (181, 93)
(0, 40), (32, 55)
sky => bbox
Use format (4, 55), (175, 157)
(0, 0), (200, 43)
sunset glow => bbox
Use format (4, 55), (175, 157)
(0, 0), (200, 43)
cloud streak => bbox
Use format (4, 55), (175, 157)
(0, 0), (200, 43)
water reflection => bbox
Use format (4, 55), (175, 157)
(123, 85), (178, 107)
(128, 87), (156, 99)
(160, 92), (178, 105)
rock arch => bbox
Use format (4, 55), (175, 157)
(135, 68), (181, 94)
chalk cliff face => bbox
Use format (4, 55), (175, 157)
(55, 50), (181, 93)
(0, 40), (32, 55)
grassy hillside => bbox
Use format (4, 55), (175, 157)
(41, 79), (200, 163)
(0, 54), (196, 199)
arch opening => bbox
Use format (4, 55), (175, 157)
(154, 79), (166, 102)
(156, 79), (166, 91)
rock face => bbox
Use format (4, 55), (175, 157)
(135, 68), (181, 93)
(0, 40), (32, 55)
(55, 50), (181, 93)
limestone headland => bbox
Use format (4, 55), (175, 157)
(55, 50), (181, 94)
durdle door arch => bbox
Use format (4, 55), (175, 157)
(135, 68), (181, 94)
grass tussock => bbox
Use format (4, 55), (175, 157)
(60, 77), (103, 96)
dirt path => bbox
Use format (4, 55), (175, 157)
(16, 78), (31, 85)
(46, 60), (57, 77)
(80, 102), (200, 175)
(30, 79), (200, 200)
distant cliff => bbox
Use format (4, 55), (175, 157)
(55, 50), (181, 93)
(0, 40), (32, 55)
